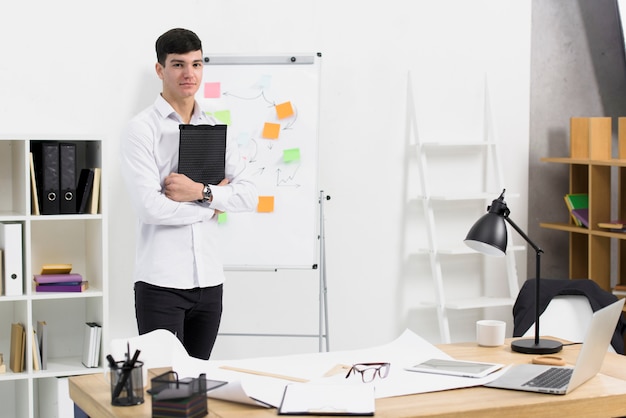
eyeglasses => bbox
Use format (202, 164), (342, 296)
(345, 362), (390, 383)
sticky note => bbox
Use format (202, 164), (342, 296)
(283, 148), (301, 162)
(217, 212), (227, 224)
(204, 82), (221, 98)
(257, 196), (275, 213)
(276, 101), (294, 119)
(262, 122), (281, 139)
(237, 132), (250, 146)
(213, 110), (231, 125)
(257, 74), (272, 89)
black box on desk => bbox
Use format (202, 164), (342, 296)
(151, 371), (207, 418)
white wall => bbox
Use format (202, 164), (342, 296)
(0, 0), (531, 358)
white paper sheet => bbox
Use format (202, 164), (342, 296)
(171, 329), (508, 407)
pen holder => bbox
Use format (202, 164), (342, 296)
(109, 360), (144, 406)
(151, 371), (207, 418)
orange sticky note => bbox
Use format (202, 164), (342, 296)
(257, 196), (275, 213)
(262, 122), (281, 139)
(204, 82), (221, 98)
(276, 101), (294, 119)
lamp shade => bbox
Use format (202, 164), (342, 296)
(464, 191), (510, 257)
(464, 212), (508, 256)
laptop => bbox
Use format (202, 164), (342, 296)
(485, 298), (625, 395)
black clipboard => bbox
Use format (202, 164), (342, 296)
(178, 124), (227, 185)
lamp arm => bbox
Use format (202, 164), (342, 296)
(504, 216), (543, 346)
(503, 216), (543, 254)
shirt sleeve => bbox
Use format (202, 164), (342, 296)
(207, 137), (258, 212)
(120, 119), (215, 226)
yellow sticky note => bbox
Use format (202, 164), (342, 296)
(262, 122), (281, 139)
(204, 82), (221, 98)
(283, 148), (301, 162)
(257, 196), (275, 213)
(276, 101), (294, 119)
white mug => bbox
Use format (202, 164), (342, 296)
(476, 320), (506, 347)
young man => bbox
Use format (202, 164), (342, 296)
(120, 28), (258, 359)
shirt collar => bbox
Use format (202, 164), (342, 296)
(154, 94), (209, 124)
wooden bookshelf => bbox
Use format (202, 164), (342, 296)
(541, 117), (626, 291)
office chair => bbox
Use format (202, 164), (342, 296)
(513, 278), (626, 354)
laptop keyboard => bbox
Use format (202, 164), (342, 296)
(523, 367), (573, 389)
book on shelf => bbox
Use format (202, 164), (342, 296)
(10, 322), (25, 373)
(571, 208), (589, 228)
(89, 167), (101, 215)
(32, 329), (41, 371)
(35, 281), (88, 293)
(40, 263), (73, 275)
(564, 193), (588, 226)
(81, 322), (101, 368)
(76, 168), (94, 214)
(34, 273), (83, 284)
(37, 320), (48, 370)
(598, 220), (626, 231)
(29, 152), (41, 215)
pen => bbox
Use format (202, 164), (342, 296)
(106, 354), (118, 369)
(112, 349), (141, 400)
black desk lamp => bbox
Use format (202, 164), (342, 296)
(464, 189), (563, 354)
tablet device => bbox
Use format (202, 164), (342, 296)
(405, 358), (503, 378)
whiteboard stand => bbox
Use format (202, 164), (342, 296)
(318, 190), (331, 352)
(219, 190), (331, 352)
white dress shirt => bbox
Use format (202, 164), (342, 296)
(120, 95), (258, 289)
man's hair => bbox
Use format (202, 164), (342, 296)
(155, 28), (202, 66)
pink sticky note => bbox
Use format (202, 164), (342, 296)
(204, 82), (221, 98)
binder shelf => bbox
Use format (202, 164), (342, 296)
(0, 136), (107, 418)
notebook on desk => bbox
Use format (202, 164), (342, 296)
(485, 298), (624, 395)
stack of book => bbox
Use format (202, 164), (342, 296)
(564, 193), (589, 228)
(33, 263), (88, 293)
(598, 220), (626, 232)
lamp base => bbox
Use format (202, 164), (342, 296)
(511, 338), (563, 355)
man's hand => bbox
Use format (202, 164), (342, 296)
(163, 173), (203, 202)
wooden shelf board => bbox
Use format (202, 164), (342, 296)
(541, 157), (626, 167)
(540, 222), (590, 234)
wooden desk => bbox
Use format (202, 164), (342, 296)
(69, 338), (626, 418)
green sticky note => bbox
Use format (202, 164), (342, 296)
(213, 110), (231, 125)
(283, 148), (301, 162)
(217, 212), (227, 224)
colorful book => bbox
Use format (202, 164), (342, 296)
(571, 208), (589, 228)
(35, 281), (88, 293)
(564, 193), (588, 226)
(40, 263), (72, 274)
(34, 273), (83, 284)
(598, 220), (626, 231)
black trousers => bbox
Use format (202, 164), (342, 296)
(134, 281), (223, 360)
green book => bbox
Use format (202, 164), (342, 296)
(564, 193), (588, 226)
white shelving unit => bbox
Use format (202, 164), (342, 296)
(0, 136), (107, 418)
(401, 76), (521, 343)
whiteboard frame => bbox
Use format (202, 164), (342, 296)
(199, 53), (323, 271)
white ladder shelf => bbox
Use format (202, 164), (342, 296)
(402, 73), (521, 343)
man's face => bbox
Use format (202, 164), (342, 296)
(156, 50), (203, 100)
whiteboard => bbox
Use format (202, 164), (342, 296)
(196, 54), (321, 270)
